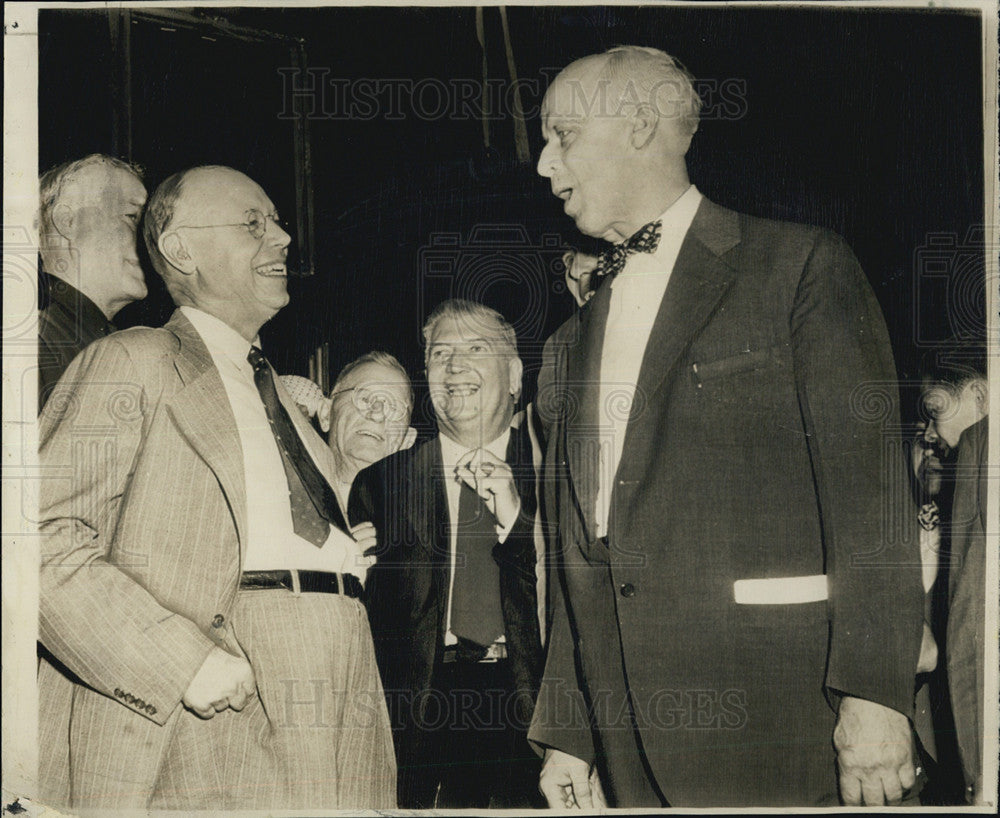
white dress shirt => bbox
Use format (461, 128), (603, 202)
(594, 185), (703, 537)
(181, 306), (356, 574)
(438, 429), (515, 646)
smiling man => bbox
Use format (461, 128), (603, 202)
(529, 47), (924, 809)
(37, 154), (147, 411)
(325, 351), (416, 508)
(38, 165), (395, 810)
(350, 299), (545, 809)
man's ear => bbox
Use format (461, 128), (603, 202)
(508, 356), (524, 400)
(318, 397), (333, 433)
(158, 231), (197, 275)
(629, 103), (660, 150)
(968, 377), (989, 416)
(50, 203), (76, 241)
(400, 426), (418, 451)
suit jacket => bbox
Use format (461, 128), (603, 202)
(349, 416), (545, 796)
(945, 415), (987, 800)
(37, 275), (116, 413)
(528, 197), (924, 807)
(37, 309), (345, 809)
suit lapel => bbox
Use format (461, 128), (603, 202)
(163, 312), (248, 551)
(505, 419), (538, 518)
(408, 439), (451, 629)
(614, 199), (741, 490)
(565, 284), (612, 538)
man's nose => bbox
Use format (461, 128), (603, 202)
(270, 219), (292, 249)
(446, 351), (469, 373)
(923, 421), (940, 444)
(366, 397), (387, 421)
(537, 139), (557, 179)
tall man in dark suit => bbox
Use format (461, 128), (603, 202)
(38, 166), (395, 810)
(37, 154), (148, 411)
(528, 46), (924, 808)
(351, 299), (545, 808)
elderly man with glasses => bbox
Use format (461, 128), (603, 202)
(37, 165), (395, 811)
(283, 352), (417, 513)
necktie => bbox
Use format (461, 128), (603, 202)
(450, 469), (505, 648)
(594, 219), (663, 282)
(248, 346), (332, 547)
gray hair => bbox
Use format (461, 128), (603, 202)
(422, 299), (519, 363)
(333, 350), (414, 407)
(602, 45), (702, 135)
(38, 154), (144, 264)
(142, 168), (191, 292)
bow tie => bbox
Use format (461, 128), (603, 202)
(594, 220), (663, 282)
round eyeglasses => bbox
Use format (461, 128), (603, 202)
(172, 208), (286, 240)
(330, 385), (409, 423)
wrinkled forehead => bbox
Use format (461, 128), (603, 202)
(174, 169), (272, 225)
(341, 361), (411, 396)
(62, 163), (146, 209)
(428, 314), (508, 348)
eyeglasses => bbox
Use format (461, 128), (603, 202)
(330, 385), (409, 423)
(172, 208), (286, 240)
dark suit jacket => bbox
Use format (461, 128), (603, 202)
(527, 197), (925, 807)
(350, 421), (544, 798)
(38, 275), (116, 412)
(945, 415), (987, 800)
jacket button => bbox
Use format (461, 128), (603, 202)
(147, 704), (157, 715)
(620, 583), (636, 598)
(211, 614), (225, 628)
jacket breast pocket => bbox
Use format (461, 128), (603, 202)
(690, 347), (774, 386)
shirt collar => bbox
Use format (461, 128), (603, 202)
(438, 427), (512, 470)
(180, 305), (260, 373)
(652, 184), (702, 245)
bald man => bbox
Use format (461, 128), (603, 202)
(529, 47), (924, 808)
(38, 166), (395, 810)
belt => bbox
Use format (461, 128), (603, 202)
(239, 569), (363, 599)
(442, 641), (508, 664)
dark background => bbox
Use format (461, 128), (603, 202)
(38, 5), (987, 429)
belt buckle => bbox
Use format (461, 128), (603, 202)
(480, 642), (507, 663)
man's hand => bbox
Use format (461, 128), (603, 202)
(456, 449), (521, 529)
(182, 646), (256, 719)
(834, 695), (915, 805)
(539, 748), (606, 809)
(349, 520), (379, 568)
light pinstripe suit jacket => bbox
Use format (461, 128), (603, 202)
(37, 309), (340, 809)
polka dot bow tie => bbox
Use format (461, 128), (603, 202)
(595, 219), (663, 281)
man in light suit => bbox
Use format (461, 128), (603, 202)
(350, 299), (546, 808)
(528, 47), (924, 808)
(38, 166), (395, 810)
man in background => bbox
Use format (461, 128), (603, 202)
(37, 154), (147, 411)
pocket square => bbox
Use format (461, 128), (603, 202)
(733, 574), (828, 605)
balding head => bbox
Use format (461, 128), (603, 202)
(144, 166), (292, 340)
(537, 46), (699, 241)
